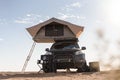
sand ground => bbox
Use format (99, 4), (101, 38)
(0, 70), (120, 80)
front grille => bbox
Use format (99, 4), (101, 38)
(54, 53), (73, 62)
(56, 58), (72, 62)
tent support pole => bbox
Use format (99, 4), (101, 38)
(21, 41), (36, 73)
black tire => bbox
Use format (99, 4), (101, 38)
(77, 66), (89, 72)
(77, 62), (89, 72)
(85, 65), (90, 72)
(77, 68), (84, 72)
(52, 62), (57, 73)
(43, 64), (49, 73)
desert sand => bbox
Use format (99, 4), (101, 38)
(0, 70), (120, 80)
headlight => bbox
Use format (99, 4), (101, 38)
(75, 51), (80, 55)
(42, 56), (46, 60)
(45, 52), (52, 55)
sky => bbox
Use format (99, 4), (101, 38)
(0, 0), (120, 71)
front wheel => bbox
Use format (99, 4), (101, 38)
(43, 64), (49, 73)
(42, 63), (52, 73)
(77, 62), (90, 72)
(52, 62), (57, 73)
(77, 65), (90, 72)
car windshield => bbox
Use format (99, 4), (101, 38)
(51, 42), (79, 49)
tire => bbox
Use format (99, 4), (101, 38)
(43, 64), (49, 73)
(77, 62), (89, 72)
(52, 62), (57, 73)
(77, 68), (85, 72)
(77, 66), (90, 72)
(89, 62), (100, 72)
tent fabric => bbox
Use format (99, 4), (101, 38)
(26, 18), (84, 38)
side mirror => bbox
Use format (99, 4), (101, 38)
(45, 48), (50, 51)
(81, 47), (86, 50)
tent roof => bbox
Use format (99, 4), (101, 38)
(26, 18), (84, 43)
(26, 17), (84, 38)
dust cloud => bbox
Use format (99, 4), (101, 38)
(94, 28), (120, 70)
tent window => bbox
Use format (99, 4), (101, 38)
(45, 24), (64, 36)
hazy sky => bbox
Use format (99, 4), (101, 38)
(0, 0), (120, 71)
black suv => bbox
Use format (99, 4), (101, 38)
(39, 39), (89, 73)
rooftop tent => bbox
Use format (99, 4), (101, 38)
(26, 17), (84, 43)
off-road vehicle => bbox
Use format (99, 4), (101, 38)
(38, 39), (92, 73)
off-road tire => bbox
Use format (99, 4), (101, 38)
(77, 62), (90, 72)
(52, 62), (57, 73)
(43, 63), (52, 73)
(43, 66), (49, 73)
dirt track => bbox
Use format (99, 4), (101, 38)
(0, 70), (120, 80)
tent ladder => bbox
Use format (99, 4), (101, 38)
(21, 41), (36, 73)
